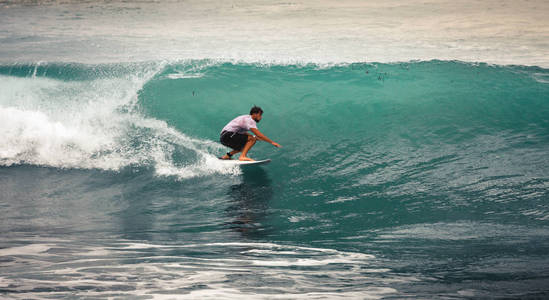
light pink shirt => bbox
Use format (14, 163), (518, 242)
(221, 115), (257, 134)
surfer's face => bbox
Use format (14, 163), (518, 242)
(252, 113), (262, 123)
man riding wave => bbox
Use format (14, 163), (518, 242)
(219, 106), (281, 161)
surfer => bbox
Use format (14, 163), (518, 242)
(219, 106), (281, 161)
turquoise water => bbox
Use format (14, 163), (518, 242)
(1, 60), (549, 298)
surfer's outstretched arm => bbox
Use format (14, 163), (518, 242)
(250, 128), (281, 148)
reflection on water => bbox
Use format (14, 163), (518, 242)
(226, 168), (273, 237)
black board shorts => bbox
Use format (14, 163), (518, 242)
(220, 131), (248, 151)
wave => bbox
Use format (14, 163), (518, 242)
(1, 60), (548, 184)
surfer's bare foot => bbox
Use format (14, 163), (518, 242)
(239, 156), (254, 161)
(220, 154), (231, 160)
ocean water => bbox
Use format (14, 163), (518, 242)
(1, 1), (549, 299)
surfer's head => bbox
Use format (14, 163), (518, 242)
(250, 106), (263, 122)
(250, 106), (263, 115)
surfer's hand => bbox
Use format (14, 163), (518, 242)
(272, 142), (281, 148)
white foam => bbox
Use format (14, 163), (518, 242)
(0, 244), (51, 256)
(182, 288), (397, 300)
(0, 73), (151, 170)
(0, 70), (240, 178)
(327, 196), (358, 204)
(250, 257), (360, 267)
(288, 215), (308, 223)
(0, 239), (397, 299)
(165, 73), (204, 79)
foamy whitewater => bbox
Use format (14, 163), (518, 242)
(1, 1), (549, 299)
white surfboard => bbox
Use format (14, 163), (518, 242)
(220, 158), (271, 166)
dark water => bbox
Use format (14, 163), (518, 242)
(1, 61), (549, 299)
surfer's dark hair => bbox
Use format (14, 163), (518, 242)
(250, 106), (263, 115)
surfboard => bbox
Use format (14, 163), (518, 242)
(219, 158), (271, 166)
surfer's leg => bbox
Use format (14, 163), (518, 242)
(221, 149), (241, 160)
(220, 132), (248, 160)
(239, 135), (257, 161)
